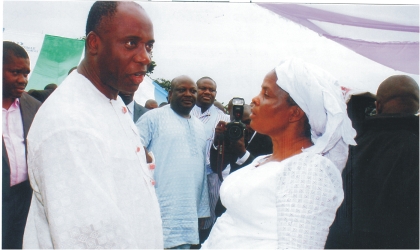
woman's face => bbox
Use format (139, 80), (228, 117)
(250, 69), (293, 136)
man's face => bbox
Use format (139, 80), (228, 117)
(196, 79), (217, 109)
(241, 108), (254, 136)
(169, 79), (197, 116)
(96, 2), (154, 94)
(3, 54), (30, 100)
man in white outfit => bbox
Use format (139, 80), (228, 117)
(22, 1), (163, 248)
(190, 77), (230, 244)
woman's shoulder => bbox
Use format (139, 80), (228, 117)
(290, 151), (336, 166)
(277, 152), (343, 193)
(281, 152), (342, 178)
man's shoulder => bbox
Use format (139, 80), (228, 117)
(134, 101), (149, 114)
(359, 114), (419, 138)
(209, 105), (230, 121)
(190, 115), (204, 126)
(20, 92), (42, 114)
(134, 101), (148, 110)
(190, 105), (201, 117)
(138, 104), (168, 121)
(21, 92), (42, 107)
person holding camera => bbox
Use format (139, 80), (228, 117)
(210, 101), (273, 217)
(211, 101), (273, 176)
(202, 58), (356, 249)
(190, 77), (230, 244)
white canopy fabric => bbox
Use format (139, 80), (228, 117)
(3, 1), (419, 104)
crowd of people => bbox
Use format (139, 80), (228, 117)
(2, 1), (418, 249)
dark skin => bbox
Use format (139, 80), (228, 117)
(2, 54), (30, 109)
(196, 78), (217, 113)
(250, 69), (313, 165)
(118, 90), (134, 106)
(375, 75), (419, 115)
(78, 2), (154, 100)
(168, 75), (197, 118)
(78, 2), (154, 163)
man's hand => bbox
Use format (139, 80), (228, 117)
(213, 121), (227, 145)
(229, 135), (247, 158)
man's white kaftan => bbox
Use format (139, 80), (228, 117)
(23, 72), (163, 249)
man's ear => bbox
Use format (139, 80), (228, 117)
(289, 106), (305, 123)
(168, 91), (173, 103)
(85, 31), (100, 55)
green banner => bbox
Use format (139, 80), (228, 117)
(27, 34), (84, 90)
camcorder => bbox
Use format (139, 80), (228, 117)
(225, 97), (246, 141)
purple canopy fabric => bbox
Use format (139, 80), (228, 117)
(257, 3), (419, 75)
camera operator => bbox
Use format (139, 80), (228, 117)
(210, 101), (273, 217)
(211, 101), (273, 174)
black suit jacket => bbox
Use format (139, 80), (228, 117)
(2, 92), (41, 248)
(210, 132), (273, 175)
(326, 115), (419, 249)
(133, 101), (149, 123)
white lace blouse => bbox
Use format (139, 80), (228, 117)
(202, 152), (343, 249)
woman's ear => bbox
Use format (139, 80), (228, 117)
(85, 31), (100, 55)
(289, 106), (305, 123)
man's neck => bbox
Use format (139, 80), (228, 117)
(3, 97), (16, 110)
(199, 104), (211, 114)
(171, 105), (191, 118)
(78, 60), (118, 100)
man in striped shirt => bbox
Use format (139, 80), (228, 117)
(190, 77), (230, 245)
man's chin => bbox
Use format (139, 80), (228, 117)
(13, 90), (24, 98)
(182, 103), (194, 109)
(121, 85), (140, 94)
(197, 101), (213, 108)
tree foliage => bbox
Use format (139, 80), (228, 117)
(154, 78), (171, 93)
(146, 61), (157, 76)
(145, 60), (171, 93)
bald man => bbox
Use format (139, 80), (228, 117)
(375, 75), (419, 114)
(145, 99), (158, 109)
(136, 75), (209, 249)
(326, 75), (419, 249)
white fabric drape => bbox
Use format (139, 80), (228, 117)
(275, 57), (357, 172)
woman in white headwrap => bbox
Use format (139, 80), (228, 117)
(201, 58), (356, 249)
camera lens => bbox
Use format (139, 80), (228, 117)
(228, 124), (243, 140)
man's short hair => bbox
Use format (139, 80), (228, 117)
(3, 41), (29, 64)
(196, 76), (216, 85)
(85, 1), (119, 36)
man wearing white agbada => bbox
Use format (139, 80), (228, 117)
(22, 1), (163, 248)
(202, 58), (356, 249)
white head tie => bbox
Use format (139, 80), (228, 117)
(275, 58), (356, 172)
